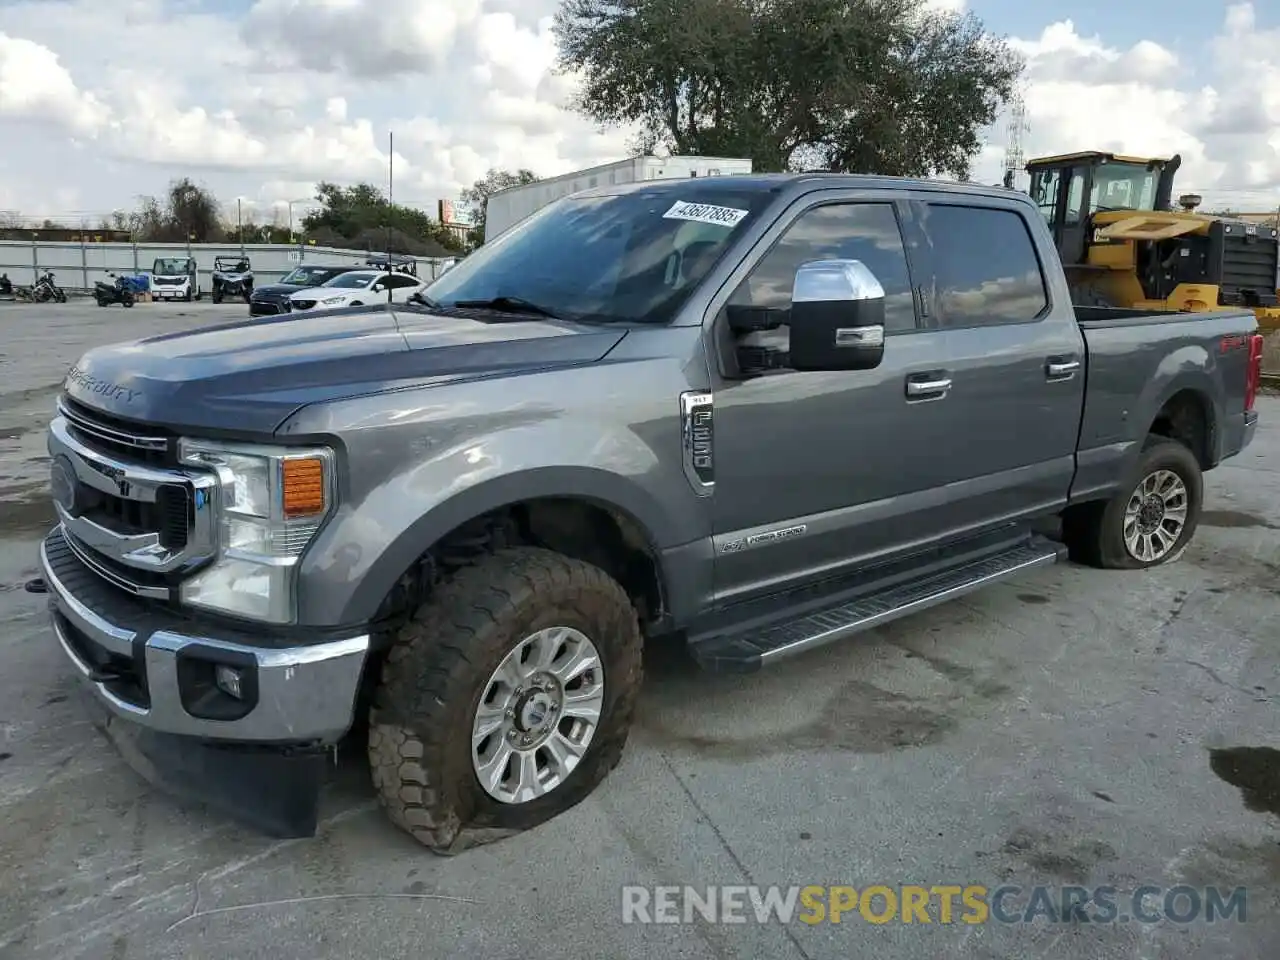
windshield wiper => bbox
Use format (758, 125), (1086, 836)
(405, 291), (441, 309)
(450, 295), (563, 319)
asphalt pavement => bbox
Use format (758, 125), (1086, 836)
(1, 301), (1277, 960)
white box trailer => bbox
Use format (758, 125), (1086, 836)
(483, 155), (753, 242)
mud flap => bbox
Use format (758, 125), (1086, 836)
(80, 689), (328, 839)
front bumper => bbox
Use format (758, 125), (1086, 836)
(39, 526), (369, 743)
(249, 297), (290, 315)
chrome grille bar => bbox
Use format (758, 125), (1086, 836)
(57, 397), (168, 452)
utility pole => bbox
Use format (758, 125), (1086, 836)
(237, 198), (244, 253)
(386, 131), (394, 303)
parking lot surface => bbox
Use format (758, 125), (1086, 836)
(1, 301), (1277, 960)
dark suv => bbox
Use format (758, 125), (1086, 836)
(248, 264), (366, 315)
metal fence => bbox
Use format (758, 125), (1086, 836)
(0, 240), (459, 293)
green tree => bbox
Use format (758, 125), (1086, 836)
(460, 168), (540, 245)
(126, 178), (222, 241)
(302, 182), (464, 255)
(553, 0), (1023, 179)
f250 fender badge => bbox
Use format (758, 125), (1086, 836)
(679, 391), (714, 495)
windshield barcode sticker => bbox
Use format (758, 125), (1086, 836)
(663, 201), (748, 228)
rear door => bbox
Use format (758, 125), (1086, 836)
(910, 196), (1085, 527)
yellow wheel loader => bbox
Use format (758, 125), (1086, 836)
(1025, 150), (1280, 330)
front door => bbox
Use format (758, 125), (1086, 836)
(706, 194), (960, 605)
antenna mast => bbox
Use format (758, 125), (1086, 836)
(1002, 91), (1029, 189)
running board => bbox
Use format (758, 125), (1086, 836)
(689, 536), (1065, 673)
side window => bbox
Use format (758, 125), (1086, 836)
(926, 205), (1048, 327)
(1064, 171), (1085, 225)
(1031, 168), (1061, 223)
(385, 274), (420, 289)
(727, 202), (917, 332)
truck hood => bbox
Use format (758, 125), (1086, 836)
(251, 283), (304, 297)
(61, 306), (627, 435)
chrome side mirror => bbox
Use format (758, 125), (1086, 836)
(788, 259), (887, 371)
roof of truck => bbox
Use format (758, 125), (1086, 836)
(570, 172), (1028, 202)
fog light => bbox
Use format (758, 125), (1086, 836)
(214, 664), (244, 699)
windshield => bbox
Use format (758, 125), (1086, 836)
(1089, 163), (1158, 212)
(424, 187), (774, 323)
(282, 266), (340, 285)
(153, 258), (191, 275)
(320, 272), (378, 289)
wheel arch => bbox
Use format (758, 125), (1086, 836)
(327, 469), (674, 631)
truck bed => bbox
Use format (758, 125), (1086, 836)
(1070, 304), (1258, 503)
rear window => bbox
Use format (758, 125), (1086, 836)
(925, 204), (1049, 326)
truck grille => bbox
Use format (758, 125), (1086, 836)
(49, 397), (217, 599)
(291, 299), (316, 310)
(59, 396), (171, 465)
(152, 277), (184, 286)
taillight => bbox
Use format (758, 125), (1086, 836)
(1245, 333), (1263, 412)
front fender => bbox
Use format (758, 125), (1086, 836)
(294, 419), (705, 627)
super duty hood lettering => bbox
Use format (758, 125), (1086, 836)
(65, 365), (141, 404)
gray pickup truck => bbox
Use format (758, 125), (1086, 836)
(39, 174), (1263, 852)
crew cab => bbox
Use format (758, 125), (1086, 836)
(38, 174), (1261, 852)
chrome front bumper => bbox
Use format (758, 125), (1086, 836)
(40, 527), (369, 743)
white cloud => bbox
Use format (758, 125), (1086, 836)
(975, 7), (1280, 210)
(0, 0), (1278, 223)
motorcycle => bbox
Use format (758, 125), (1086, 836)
(32, 271), (67, 303)
(94, 273), (136, 308)
(0, 273), (12, 298)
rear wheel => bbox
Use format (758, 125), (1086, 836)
(1063, 436), (1202, 569)
(367, 547), (643, 854)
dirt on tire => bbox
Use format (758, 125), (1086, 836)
(367, 546), (643, 854)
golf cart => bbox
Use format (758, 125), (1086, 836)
(366, 253), (417, 277)
(211, 255), (254, 303)
(150, 257), (202, 301)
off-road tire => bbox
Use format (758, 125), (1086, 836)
(212, 289), (223, 304)
(367, 547), (643, 854)
(1063, 435), (1203, 569)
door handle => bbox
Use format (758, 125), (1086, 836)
(1046, 359), (1080, 379)
(906, 377), (952, 398)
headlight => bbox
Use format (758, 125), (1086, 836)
(178, 439), (335, 623)
(321, 296), (347, 305)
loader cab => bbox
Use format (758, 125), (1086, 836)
(1026, 151), (1180, 266)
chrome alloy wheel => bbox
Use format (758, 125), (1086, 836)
(1123, 468), (1189, 562)
(471, 626), (605, 804)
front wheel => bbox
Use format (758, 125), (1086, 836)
(122, 294), (134, 307)
(368, 547), (643, 854)
(1063, 436), (1203, 569)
